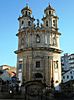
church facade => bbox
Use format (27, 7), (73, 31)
(15, 4), (62, 90)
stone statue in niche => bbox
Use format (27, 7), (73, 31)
(52, 34), (57, 46)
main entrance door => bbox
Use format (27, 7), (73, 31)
(24, 80), (46, 100)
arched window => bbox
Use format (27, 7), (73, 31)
(21, 21), (24, 28)
(22, 20), (24, 25)
(36, 34), (40, 43)
(53, 20), (56, 27)
(28, 21), (31, 26)
(49, 11), (51, 15)
(25, 11), (27, 16)
(46, 20), (48, 26)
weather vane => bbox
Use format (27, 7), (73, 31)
(26, 0), (29, 3)
(26, 0), (29, 6)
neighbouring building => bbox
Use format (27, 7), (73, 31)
(0, 70), (11, 81)
(61, 53), (74, 71)
(62, 68), (74, 83)
(15, 4), (62, 90)
(61, 53), (74, 82)
(61, 69), (74, 93)
(0, 65), (16, 77)
(61, 53), (74, 92)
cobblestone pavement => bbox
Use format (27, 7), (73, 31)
(0, 93), (53, 100)
(0, 92), (24, 99)
(0, 92), (74, 100)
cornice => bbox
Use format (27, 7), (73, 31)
(14, 47), (62, 54)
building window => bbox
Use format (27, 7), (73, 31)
(63, 76), (65, 79)
(28, 21), (31, 26)
(71, 76), (73, 79)
(53, 20), (56, 27)
(67, 75), (69, 79)
(28, 12), (30, 16)
(18, 64), (22, 69)
(49, 11), (51, 15)
(34, 73), (43, 78)
(46, 21), (48, 26)
(22, 20), (24, 25)
(36, 61), (40, 68)
(25, 11), (27, 16)
(36, 34), (40, 43)
(55, 80), (58, 83)
(70, 71), (72, 74)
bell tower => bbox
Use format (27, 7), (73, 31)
(42, 4), (58, 28)
(15, 4), (35, 84)
(41, 4), (61, 90)
(18, 4), (35, 29)
(18, 4), (35, 50)
(42, 4), (60, 49)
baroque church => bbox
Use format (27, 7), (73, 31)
(15, 4), (62, 90)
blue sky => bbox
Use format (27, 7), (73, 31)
(0, 0), (74, 66)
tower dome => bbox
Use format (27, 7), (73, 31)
(44, 4), (55, 16)
(44, 4), (55, 12)
(21, 4), (32, 16)
(18, 4), (35, 29)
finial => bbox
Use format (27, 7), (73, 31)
(48, 2), (51, 7)
(25, 0), (29, 8)
(48, 3), (51, 7)
(48, 2), (50, 5)
(26, 3), (28, 7)
(26, 0), (29, 5)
